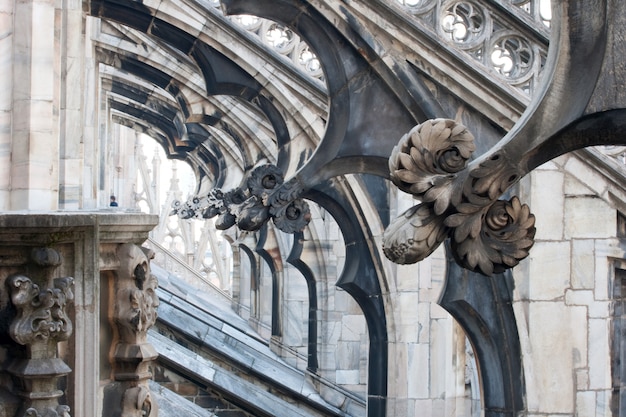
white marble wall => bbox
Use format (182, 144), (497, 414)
(515, 153), (621, 417)
(9, 0), (60, 209)
(0, 0), (96, 210)
(0, 0), (11, 210)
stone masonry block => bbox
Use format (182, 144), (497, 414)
(565, 156), (610, 198)
(528, 241), (570, 301)
(530, 170), (564, 240)
(564, 196), (615, 239)
(588, 318), (611, 390)
(576, 369), (589, 391)
(527, 302), (587, 413)
(576, 391), (596, 417)
(341, 315), (365, 341)
(408, 343), (430, 399)
(571, 239), (595, 289)
(335, 370), (359, 385)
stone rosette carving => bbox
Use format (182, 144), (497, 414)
(267, 177), (311, 234)
(389, 118), (475, 214)
(247, 164), (283, 198)
(172, 164), (311, 234)
(384, 118), (536, 275)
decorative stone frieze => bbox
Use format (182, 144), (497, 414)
(104, 243), (159, 417)
(5, 248), (75, 417)
(384, 118), (536, 275)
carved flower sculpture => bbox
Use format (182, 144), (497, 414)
(271, 199), (311, 234)
(385, 118), (537, 276)
(237, 196), (270, 231)
(389, 118), (475, 215)
(383, 203), (449, 264)
(450, 196), (535, 275)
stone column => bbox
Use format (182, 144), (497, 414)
(58, 0), (86, 209)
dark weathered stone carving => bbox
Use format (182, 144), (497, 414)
(172, 164), (311, 233)
(22, 406), (71, 417)
(382, 203), (448, 264)
(8, 275), (74, 346)
(388, 118), (476, 215)
(105, 243), (159, 417)
(384, 118), (536, 275)
(5, 248), (74, 417)
(247, 164), (283, 197)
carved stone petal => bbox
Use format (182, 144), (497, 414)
(383, 203), (449, 264)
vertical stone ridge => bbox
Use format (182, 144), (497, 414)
(104, 243), (159, 417)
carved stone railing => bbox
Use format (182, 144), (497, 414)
(144, 237), (233, 302)
(0, 212), (159, 417)
(393, 0), (550, 96)
(207, 0), (324, 83)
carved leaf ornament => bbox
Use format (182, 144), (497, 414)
(384, 118), (536, 275)
(174, 164), (311, 234)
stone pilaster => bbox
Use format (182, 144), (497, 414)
(9, 0), (59, 209)
(103, 243), (159, 417)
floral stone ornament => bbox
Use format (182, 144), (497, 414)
(383, 118), (536, 275)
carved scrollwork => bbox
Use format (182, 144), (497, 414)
(489, 31), (534, 81)
(396, 0), (549, 96)
(384, 119), (536, 276)
(8, 275), (74, 346)
(24, 406), (71, 417)
(440, 1), (489, 48)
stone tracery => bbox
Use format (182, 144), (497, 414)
(394, 0), (549, 95)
